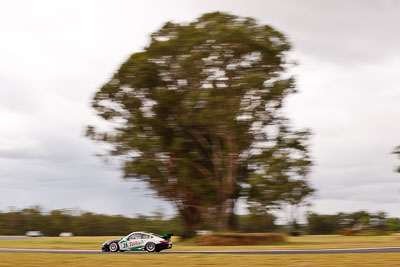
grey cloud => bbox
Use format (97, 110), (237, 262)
(0, 0), (399, 219)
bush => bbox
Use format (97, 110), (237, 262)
(236, 213), (277, 233)
(341, 228), (355, 236)
(307, 213), (340, 235)
(387, 218), (400, 232)
(194, 233), (287, 246)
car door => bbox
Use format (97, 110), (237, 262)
(141, 234), (150, 246)
(119, 233), (143, 251)
(127, 233), (145, 250)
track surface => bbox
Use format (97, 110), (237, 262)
(1, 247), (400, 255)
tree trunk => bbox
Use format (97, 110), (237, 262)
(216, 134), (238, 231)
(180, 206), (202, 239)
(217, 197), (236, 231)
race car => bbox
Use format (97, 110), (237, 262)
(101, 231), (173, 252)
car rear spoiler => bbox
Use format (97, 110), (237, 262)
(162, 233), (173, 240)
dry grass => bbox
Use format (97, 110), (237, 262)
(178, 233), (400, 251)
(0, 236), (117, 250)
(1, 252), (400, 267)
(0, 234), (399, 251)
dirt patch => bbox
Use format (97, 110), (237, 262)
(194, 233), (287, 246)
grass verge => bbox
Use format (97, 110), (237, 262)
(0, 234), (399, 250)
(1, 252), (400, 267)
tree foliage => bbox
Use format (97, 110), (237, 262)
(87, 12), (313, 235)
(307, 213), (340, 235)
(0, 207), (278, 236)
(0, 207), (183, 236)
(394, 146), (400, 173)
(307, 211), (391, 235)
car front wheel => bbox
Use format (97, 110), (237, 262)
(145, 242), (156, 252)
(109, 242), (119, 252)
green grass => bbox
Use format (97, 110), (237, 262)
(0, 234), (400, 250)
(1, 253), (400, 267)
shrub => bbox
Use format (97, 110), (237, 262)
(237, 213), (277, 233)
(194, 233), (287, 246)
(307, 213), (340, 235)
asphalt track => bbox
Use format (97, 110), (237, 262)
(1, 247), (400, 255)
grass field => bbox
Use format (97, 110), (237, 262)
(1, 252), (400, 267)
(1, 235), (400, 266)
(0, 234), (400, 250)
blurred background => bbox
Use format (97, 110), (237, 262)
(0, 0), (400, 238)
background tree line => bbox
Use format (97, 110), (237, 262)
(307, 211), (400, 235)
(0, 207), (180, 236)
(1, 206), (399, 236)
(0, 206), (277, 236)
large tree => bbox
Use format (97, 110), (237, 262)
(394, 146), (400, 173)
(87, 12), (313, 235)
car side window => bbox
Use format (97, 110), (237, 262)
(134, 233), (142, 239)
(128, 233), (140, 240)
(141, 234), (149, 239)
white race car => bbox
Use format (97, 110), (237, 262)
(101, 231), (173, 252)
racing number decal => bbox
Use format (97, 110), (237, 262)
(121, 239), (144, 249)
(121, 242), (129, 249)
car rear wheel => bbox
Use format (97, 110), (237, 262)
(145, 242), (156, 252)
(109, 242), (119, 252)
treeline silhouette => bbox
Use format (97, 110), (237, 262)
(2, 207), (398, 236)
(0, 206), (277, 236)
(307, 211), (400, 234)
(0, 207), (182, 236)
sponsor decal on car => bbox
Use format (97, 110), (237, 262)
(121, 240), (144, 249)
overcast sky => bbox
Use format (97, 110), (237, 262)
(1, 0), (399, 219)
